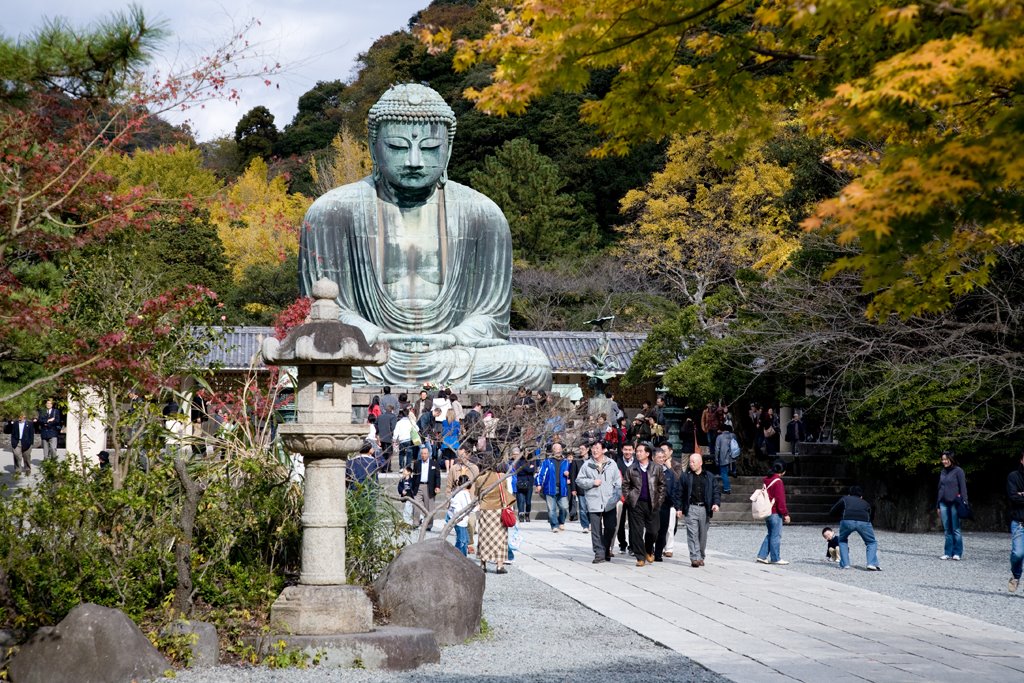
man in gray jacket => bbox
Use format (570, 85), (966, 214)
(576, 441), (623, 564)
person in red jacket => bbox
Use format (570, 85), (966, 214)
(756, 461), (791, 565)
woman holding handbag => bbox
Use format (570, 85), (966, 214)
(475, 466), (512, 574)
(937, 450), (968, 560)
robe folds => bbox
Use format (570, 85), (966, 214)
(299, 177), (552, 389)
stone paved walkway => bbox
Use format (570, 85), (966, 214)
(513, 522), (1024, 683)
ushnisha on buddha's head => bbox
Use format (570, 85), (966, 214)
(367, 83), (457, 204)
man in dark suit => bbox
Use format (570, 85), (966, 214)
(410, 445), (442, 530)
(5, 412), (35, 474)
(38, 398), (62, 462)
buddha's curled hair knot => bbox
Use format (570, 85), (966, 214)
(368, 83), (457, 145)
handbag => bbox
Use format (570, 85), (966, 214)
(507, 524), (522, 551)
(498, 476), (517, 527)
(955, 496), (973, 520)
(410, 422), (421, 446)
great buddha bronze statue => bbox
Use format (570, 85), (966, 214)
(299, 83), (553, 390)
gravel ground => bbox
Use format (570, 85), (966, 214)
(708, 523), (1023, 632)
(166, 562), (727, 683)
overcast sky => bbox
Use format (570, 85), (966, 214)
(3, 1), (430, 140)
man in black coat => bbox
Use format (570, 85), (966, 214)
(677, 452), (721, 567)
(410, 445), (442, 530)
(622, 442), (666, 567)
(5, 412), (35, 474)
(37, 398), (62, 462)
(615, 443), (637, 554)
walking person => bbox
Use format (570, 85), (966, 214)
(661, 443), (681, 557)
(622, 442), (666, 567)
(713, 424), (739, 494)
(410, 446), (442, 531)
(829, 486), (881, 571)
(5, 413), (35, 475)
(653, 448), (679, 562)
(616, 443), (637, 554)
(570, 442), (591, 533)
(38, 398), (62, 462)
(393, 408), (415, 470)
(936, 450), (968, 560)
(475, 467), (511, 574)
(1005, 448), (1024, 592)
(678, 452), (721, 567)
(756, 461), (791, 565)
(535, 443), (571, 532)
(577, 440), (623, 563)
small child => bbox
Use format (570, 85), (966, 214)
(448, 475), (472, 556)
(398, 466), (414, 525)
(822, 527), (840, 562)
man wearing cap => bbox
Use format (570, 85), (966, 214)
(622, 442), (666, 566)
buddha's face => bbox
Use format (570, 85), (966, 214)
(374, 121), (449, 195)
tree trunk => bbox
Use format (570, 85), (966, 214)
(172, 456), (202, 615)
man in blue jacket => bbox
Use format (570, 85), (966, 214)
(829, 486), (881, 571)
(535, 442), (571, 532)
(5, 412), (35, 474)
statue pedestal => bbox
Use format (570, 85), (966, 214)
(270, 585), (372, 635)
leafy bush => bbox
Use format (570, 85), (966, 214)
(345, 479), (404, 586)
(0, 449), (301, 631)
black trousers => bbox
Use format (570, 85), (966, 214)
(627, 501), (660, 559)
(617, 502), (629, 550)
(589, 508), (618, 560)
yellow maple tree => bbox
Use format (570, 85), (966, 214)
(211, 158), (311, 282)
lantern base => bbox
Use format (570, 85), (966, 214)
(269, 585), (373, 635)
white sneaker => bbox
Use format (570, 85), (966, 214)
(1008, 577), (1018, 593)
(756, 557), (770, 564)
(939, 555), (951, 560)
(952, 555), (961, 561)
(771, 559), (790, 565)
(866, 565), (881, 571)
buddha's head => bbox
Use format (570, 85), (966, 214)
(368, 84), (456, 202)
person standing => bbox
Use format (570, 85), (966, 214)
(37, 398), (62, 462)
(577, 440), (623, 563)
(1007, 449), (1024, 593)
(936, 450), (968, 560)
(410, 446), (442, 531)
(376, 403), (397, 472)
(678, 452), (721, 567)
(379, 386), (399, 414)
(512, 446), (535, 523)
(5, 413), (35, 474)
(653, 448), (679, 562)
(785, 411), (806, 456)
(535, 443), (571, 532)
(393, 408), (415, 470)
(701, 402), (721, 452)
(829, 486), (880, 570)
(756, 461), (791, 565)
(622, 442), (666, 567)
(713, 424), (738, 494)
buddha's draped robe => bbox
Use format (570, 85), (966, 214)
(299, 177), (552, 389)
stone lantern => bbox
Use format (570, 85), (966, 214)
(261, 278), (388, 635)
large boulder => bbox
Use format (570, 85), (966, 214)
(374, 538), (484, 645)
(8, 603), (170, 683)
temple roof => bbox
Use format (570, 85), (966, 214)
(201, 327), (648, 375)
